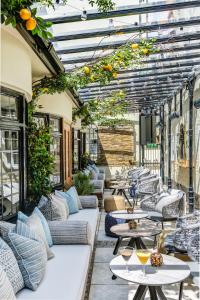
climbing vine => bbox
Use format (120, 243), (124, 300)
(72, 91), (129, 127)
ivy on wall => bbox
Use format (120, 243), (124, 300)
(27, 101), (55, 203)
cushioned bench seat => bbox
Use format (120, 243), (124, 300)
(16, 207), (99, 300)
(17, 245), (91, 300)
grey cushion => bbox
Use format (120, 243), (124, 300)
(4, 221), (47, 291)
(48, 220), (92, 245)
(26, 213), (54, 260)
(0, 266), (16, 300)
(38, 194), (68, 221)
(79, 195), (98, 208)
(0, 237), (24, 294)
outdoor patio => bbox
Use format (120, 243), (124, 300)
(1, 0), (200, 300)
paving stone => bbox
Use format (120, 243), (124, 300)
(89, 284), (137, 300)
(91, 263), (127, 285)
(94, 248), (115, 263)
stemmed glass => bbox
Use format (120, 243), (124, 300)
(119, 246), (133, 273)
(136, 249), (151, 278)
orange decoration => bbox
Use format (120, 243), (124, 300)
(26, 18), (37, 30)
(19, 8), (31, 20)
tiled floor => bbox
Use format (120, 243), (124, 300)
(88, 193), (199, 300)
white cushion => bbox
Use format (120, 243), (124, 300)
(68, 208), (99, 247)
(16, 245), (91, 300)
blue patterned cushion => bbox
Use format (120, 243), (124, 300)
(0, 266), (16, 300)
(5, 221), (47, 291)
(67, 187), (82, 210)
(90, 164), (99, 174)
(18, 208), (53, 247)
(0, 237), (24, 294)
(105, 213), (126, 238)
(55, 190), (79, 214)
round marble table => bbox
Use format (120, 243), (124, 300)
(110, 252), (190, 300)
(110, 218), (161, 255)
(110, 184), (132, 206)
(110, 209), (148, 221)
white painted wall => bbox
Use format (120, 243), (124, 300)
(1, 26), (32, 100)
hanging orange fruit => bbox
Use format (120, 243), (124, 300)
(131, 43), (139, 50)
(90, 75), (95, 82)
(142, 48), (149, 55)
(103, 64), (113, 71)
(112, 72), (118, 79)
(83, 66), (91, 75)
(26, 18), (37, 30)
(19, 8), (31, 20)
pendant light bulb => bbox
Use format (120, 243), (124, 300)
(81, 10), (87, 21)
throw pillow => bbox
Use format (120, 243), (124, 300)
(91, 164), (99, 174)
(18, 208), (53, 247)
(55, 190), (79, 214)
(87, 167), (98, 180)
(0, 237), (24, 294)
(0, 221), (15, 236)
(0, 266), (16, 300)
(67, 187), (82, 210)
(26, 213), (54, 260)
(5, 221), (47, 291)
(38, 195), (68, 221)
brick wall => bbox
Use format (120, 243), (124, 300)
(97, 126), (135, 166)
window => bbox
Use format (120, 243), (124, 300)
(72, 129), (80, 172)
(34, 113), (63, 187)
(86, 127), (98, 161)
(0, 88), (26, 220)
(49, 117), (62, 185)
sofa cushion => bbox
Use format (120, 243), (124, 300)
(5, 221), (47, 291)
(48, 220), (92, 245)
(0, 237), (24, 294)
(16, 245), (91, 300)
(68, 208), (99, 248)
(38, 195), (68, 221)
(67, 187), (82, 210)
(55, 190), (79, 214)
(0, 266), (16, 300)
(79, 195), (98, 209)
(18, 208), (53, 247)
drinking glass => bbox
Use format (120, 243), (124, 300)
(136, 249), (151, 278)
(119, 246), (133, 273)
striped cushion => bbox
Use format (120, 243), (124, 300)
(48, 220), (92, 245)
(38, 195), (68, 221)
(0, 266), (16, 300)
(55, 190), (79, 214)
(18, 208), (53, 247)
(5, 221), (47, 291)
(26, 213), (54, 260)
(67, 187), (82, 210)
(79, 195), (98, 208)
(0, 237), (24, 294)
(0, 221), (15, 236)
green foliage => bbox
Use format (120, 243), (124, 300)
(73, 91), (129, 127)
(27, 101), (55, 202)
(73, 172), (94, 195)
(80, 153), (91, 169)
(1, 0), (114, 39)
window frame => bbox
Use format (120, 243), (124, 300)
(0, 87), (27, 220)
(33, 112), (64, 189)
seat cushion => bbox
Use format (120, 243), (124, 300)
(16, 245), (91, 300)
(68, 208), (99, 247)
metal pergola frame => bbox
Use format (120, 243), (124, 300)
(46, 0), (200, 211)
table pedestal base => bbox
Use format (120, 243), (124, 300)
(113, 236), (146, 255)
(133, 285), (167, 300)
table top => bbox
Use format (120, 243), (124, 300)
(110, 210), (148, 220)
(110, 219), (161, 237)
(110, 183), (130, 189)
(110, 252), (190, 286)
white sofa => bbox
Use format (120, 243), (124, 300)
(16, 207), (99, 300)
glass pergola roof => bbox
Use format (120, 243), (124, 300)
(38, 0), (200, 110)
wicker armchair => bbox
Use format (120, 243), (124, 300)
(141, 190), (186, 228)
(164, 211), (200, 253)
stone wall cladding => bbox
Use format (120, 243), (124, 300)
(97, 126), (135, 166)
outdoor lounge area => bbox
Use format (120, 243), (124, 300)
(1, 0), (200, 300)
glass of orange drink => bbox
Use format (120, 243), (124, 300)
(136, 249), (151, 278)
